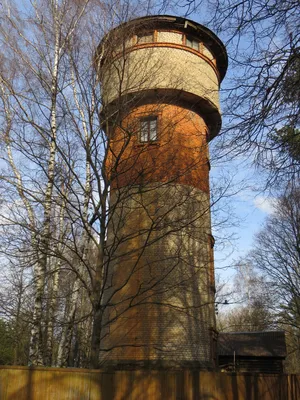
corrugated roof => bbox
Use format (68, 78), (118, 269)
(218, 331), (287, 358)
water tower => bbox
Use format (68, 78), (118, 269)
(97, 15), (227, 369)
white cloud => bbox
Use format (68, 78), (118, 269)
(253, 196), (277, 214)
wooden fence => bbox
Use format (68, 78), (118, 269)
(0, 366), (299, 399)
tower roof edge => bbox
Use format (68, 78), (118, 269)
(98, 14), (228, 82)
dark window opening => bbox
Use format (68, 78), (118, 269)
(137, 32), (153, 44)
(186, 36), (199, 51)
(140, 117), (158, 142)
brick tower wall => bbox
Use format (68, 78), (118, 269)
(98, 16), (227, 369)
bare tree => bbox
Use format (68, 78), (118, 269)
(171, 0), (300, 187)
(216, 262), (274, 333)
(248, 188), (300, 327)
(0, 2), (234, 369)
(239, 187), (300, 372)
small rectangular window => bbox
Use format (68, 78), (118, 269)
(186, 37), (199, 51)
(140, 117), (158, 142)
(137, 32), (153, 44)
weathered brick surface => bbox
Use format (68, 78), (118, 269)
(157, 31), (182, 44)
(107, 104), (210, 192)
(102, 106), (215, 366)
(99, 16), (225, 369)
(202, 45), (214, 61)
(102, 46), (220, 111)
(102, 184), (215, 367)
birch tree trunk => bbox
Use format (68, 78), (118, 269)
(0, 0), (182, 369)
(56, 277), (81, 367)
(28, 0), (61, 365)
(56, 60), (93, 367)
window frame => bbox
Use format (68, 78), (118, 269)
(185, 36), (200, 51)
(139, 116), (158, 143)
(136, 31), (154, 44)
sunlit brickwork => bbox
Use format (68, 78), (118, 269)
(98, 15), (227, 369)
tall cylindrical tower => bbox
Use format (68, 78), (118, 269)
(98, 15), (227, 369)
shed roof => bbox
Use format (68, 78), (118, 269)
(218, 331), (286, 358)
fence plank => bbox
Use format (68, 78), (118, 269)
(1, 366), (299, 400)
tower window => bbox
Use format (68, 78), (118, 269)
(186, 36), (199, 51)
(140, 117), (158, 142)
(137, 32), (153, 44)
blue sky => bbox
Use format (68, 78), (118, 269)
(169, 6), (279, 285)
(1, 1), (278, 289)
(211, 158), (276, 283)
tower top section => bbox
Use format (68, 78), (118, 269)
(98, 15), (228, 82)
(97, 15), (228, 138)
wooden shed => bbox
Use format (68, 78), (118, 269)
(218, 331), (287, 373)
